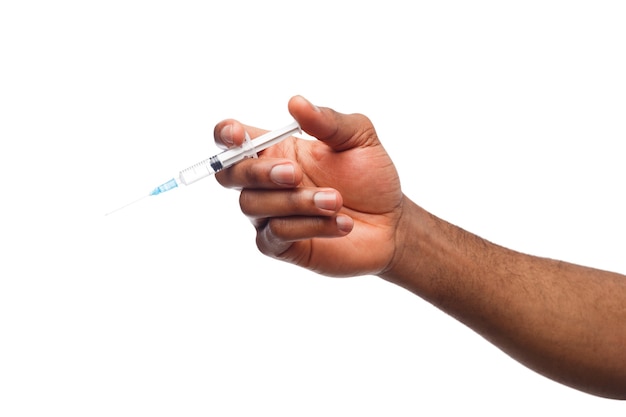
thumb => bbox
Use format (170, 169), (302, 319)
(287, 95), (379, 152)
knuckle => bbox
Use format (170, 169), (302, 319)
(214, 170), (230, 187)
(238, 190), (255, 215)
(255, 220), (290, 257)
(352, 115), (378, 146)
(285, 189), (305, 210)
(264, 217), (289, 238)
(243, 162), (266, 185)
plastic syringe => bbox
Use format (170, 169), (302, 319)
(106, 120), (301, 215)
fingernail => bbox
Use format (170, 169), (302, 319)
(270, 164), (295, 185)
(314, 191), (337, 211)
(308, 98), (321, 112)
(220, 125), (234, 146)
(299, 95), (321, 112)
(336, 215), (353, 233)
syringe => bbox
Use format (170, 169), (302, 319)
(106, 120), (301, 215)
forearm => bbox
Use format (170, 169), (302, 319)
(381, 196), (626, 399)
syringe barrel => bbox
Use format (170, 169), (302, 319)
(178, 145), (250, 185)
(178, 156), (221, 185)
(177, 120), (301, 186)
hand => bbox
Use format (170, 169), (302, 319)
(214, 96), (404, 277)
(216, 97), (626, 399)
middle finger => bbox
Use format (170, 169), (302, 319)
(216, 159), (302, 190)
(239, 187), (343, 219)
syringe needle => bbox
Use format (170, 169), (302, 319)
(105, 195), (149, 216)
(105, 178), (179, 216)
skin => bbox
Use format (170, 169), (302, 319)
(214, 95), (626, 399)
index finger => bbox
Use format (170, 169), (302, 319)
(213, 119), (268, 150)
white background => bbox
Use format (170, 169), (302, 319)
(1, 1), (625, 415)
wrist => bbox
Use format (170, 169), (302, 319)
(378, 196), (428, 288)
(378, 196), (479, 304)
